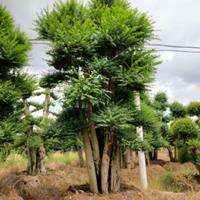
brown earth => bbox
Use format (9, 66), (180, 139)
(0, 162), (199, 200)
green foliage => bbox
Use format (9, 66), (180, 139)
(36, 0), (160, 156)
(27, 135), (42, 149)
(64, 72), (109, 107)
(170, 101), (186, 118)
(0, 81), (20, 120)
(13, 74), (36, 99)
(153, 92), (168, 112)
(94, 104), (134, 130)
(39, 72), (69, 88)
(187, 101), (200, 117)
(171, 118), (198, 146)
(178, 146), (194, 163)
(44, 108), (83, 152)
(0, 4), (31, 79)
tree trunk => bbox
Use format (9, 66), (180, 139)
(36, 145), (46, 173)
(110, 140), (120, 192)
(134, 92), (148, 189)
(88, 104), (100, 176)
(120, 149), (125, 169)
(174, 146), (177, 161)
(125, 149), (131, 169)
(153, 149), (158, 160)
(43, 88), (50, 118)
(101, 134), (112, 194)
(23, 98), (37, 175)
(78, 146), (84, 167)
(168, 147), (175, 162)
(145, 152), (150, 166)
(83, 127), (98, 193)
(131, 150), (135, 169)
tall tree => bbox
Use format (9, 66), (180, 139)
(36, 0), (159, 193)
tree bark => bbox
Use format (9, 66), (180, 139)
(83, 127), (98, 193)
(167, 147), (175, 162)
(131, 150), (135, 169)
(153, 149), (158, 160)
(78, 146), (84, 167)
(43, 88), (50, 118)
(36, 145), (46, 173)
(110, 140), (120, 192)
(134, 92), (148, 190)
(88, 104), (100, 176)
(23, 98), (37, 175)
(101, 133), (114, 193)
(125, 149), (131, 169)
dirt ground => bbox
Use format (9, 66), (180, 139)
(0, 160), (199, 200)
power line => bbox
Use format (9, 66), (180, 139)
(147, 43), (200, 49)
(30, 39), (200, 53)
(157, 49), (200, 53)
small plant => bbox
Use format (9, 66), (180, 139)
(159, 172), (176, 191)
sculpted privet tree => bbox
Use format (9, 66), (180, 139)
(36, 0), (159, 193)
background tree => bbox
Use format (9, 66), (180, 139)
(171, 117), (198, 163)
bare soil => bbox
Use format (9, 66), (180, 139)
(0, 162), (199, 200)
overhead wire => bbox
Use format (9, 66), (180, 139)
(30, 39), (200, 53)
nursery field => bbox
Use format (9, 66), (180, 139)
(0, 151), (200, 200)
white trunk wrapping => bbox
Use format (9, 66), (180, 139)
(134, 92), (148, 190)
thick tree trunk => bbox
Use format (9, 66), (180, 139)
(88, 104), (100, 176)
(36, 145), (46, 173)
(134, 92), (148, 189)
(110, 141), (120, 192)
(101, 134), (112, 194)
(83, 127), (98, 193)
(27, 148), (37, 175)
(78, 146), (84, 167)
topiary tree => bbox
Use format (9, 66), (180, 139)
(171, 117), (198, 163)
(36, 0), (159, 193)
(170, 102), (186, 119)
(187, 102), (200, 121)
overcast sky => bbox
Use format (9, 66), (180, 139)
(1, 0), (200, 105)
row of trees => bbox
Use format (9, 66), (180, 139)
(1, 0), (200, 195)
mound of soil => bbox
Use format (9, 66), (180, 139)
(0, 166), (88, 200)
(163, 162), (199, 176)
(0, 163), (199, 200)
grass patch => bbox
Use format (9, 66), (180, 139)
(0, 153), (26, 175)
(45, 151), (79, 165)
(159, 171), (194, 192)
